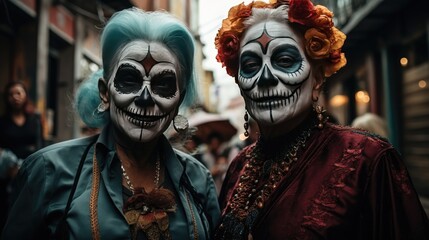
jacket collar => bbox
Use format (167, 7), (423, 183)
(94, 124), (188, 213)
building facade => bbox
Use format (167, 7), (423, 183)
(315, 0), (429, 203)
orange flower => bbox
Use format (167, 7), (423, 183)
(305, 28), (331, 59)
(330, 27), (346, 51)
(325, 53), (347, 77)
(314, 5), (333, 18)
(252, 1), (271, 9)
(228, 3), (252, 20)
(329, 49), (342, 64)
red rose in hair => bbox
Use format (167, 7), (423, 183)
(288, 0), (317, 25)
(216, 31), (240, 76)
(224, 58), (239, 77)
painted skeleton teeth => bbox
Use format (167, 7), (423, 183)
(249, 87), (301, 110)
(115, 106), (168, 127)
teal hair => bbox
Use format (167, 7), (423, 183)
(75, 8), (197, 128)
(75, 69), (109, 128)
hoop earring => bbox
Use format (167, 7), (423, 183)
(173, 115), (189, 133)
(312, 91), (319, 102)
(97, 102), (108, 113)
(243, 110), (249, 138)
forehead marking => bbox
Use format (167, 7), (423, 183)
(245, 24), (274, 54)
(140, 45), (159, 77)
(244, 23), (299, 55)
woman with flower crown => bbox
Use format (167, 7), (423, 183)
(213, 0), (429, 239)
(2, 8), (220, 240)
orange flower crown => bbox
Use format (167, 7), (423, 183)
(214, 0), (347, 78)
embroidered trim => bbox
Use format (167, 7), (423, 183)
(391, 165), (412, 195)
(185, 190), (199, 240)
(300, 144), (362, 235)
(90, 145), (101, 240)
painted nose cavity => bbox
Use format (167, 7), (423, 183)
(257, 65), (278, 87)
(134, 86), (155, 107)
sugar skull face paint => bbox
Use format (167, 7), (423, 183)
(239, 20), (314, 127)
(107, 40), (181, 142)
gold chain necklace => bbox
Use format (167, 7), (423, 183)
(215, 126), (314, 239)
(119, 152), (176, 240)
(120, 155), (161, 194)
(228, 127), (313, 220)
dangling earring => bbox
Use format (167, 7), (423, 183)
(97, 102), (108, 113)
(243, 110), (249, 138)
(312, 94), (327, 129)
(173, 115), (189, 133)
(315, 105), (326, 129)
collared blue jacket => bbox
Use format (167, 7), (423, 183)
(1, 124), (220, 239)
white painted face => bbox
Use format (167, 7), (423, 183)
(107, 40), (181, 142)
(239, 20), (314, 128)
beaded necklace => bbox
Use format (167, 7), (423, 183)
(120, 156), (161, 194)
(215, 115), (317, 239)
(117, 149), (176, 240)
(229, 127), (312, 218)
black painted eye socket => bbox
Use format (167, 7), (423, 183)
(271, 45), (302, 73)
(240, 52), (262, 78)
(151, 70), (177, 98)
(275, 55), (295, 68)
(114, 63), (143, 94)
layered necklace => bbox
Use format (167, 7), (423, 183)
(121, 157), (161, 194)
(119, 150), (176, 240)
(215, 115), (317, 240)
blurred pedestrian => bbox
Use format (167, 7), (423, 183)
(351, 112), (388, 139)
(200, 132), (228, 194)
(201, 132), (224, 170)
(0, 80), (44, 233)
(0, 81), (44, 159)
(2, 8), (219, 239)
(0, 149), (21, 179)
(184, 135), (205, 165)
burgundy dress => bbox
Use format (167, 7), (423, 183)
(215, 123), (429, 240)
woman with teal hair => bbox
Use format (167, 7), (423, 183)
(2, 8), (219, 240)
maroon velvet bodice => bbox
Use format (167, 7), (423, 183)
(216, 123), (429, 240)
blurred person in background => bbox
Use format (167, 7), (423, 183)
(351, 112), (388, 139)
(2, 8), (219, 239)
(213, 0), (429, 239)
(0, 81), (44, 160)
(168, 130), (206, 167)
(201, 132), (225, 170)
(0, 81), (44, 233)
(201, 132), (228, 194)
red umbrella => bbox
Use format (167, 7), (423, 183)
(188, 111), (237, 143)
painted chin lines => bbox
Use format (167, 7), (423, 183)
(114, 106), (169, 128)
(245, 86), (302, 110)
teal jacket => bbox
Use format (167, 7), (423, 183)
(1, 125), (220, 239)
